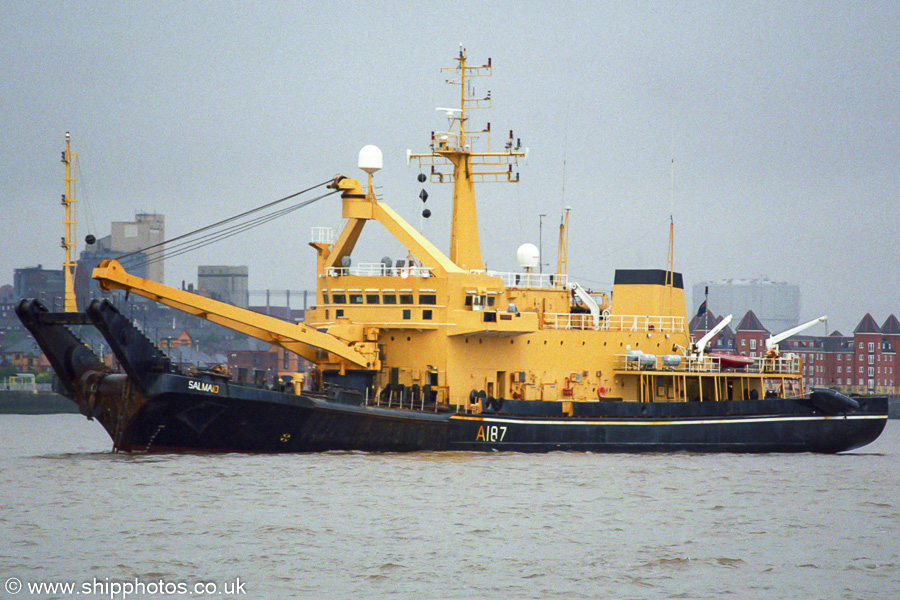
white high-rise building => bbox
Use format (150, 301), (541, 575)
(693, 277), (800, 334)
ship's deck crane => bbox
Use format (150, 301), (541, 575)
(692, 314), (734, 358)
(92, 259), (379, 370)
(765, 316), (828, 355)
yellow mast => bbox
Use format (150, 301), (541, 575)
(556, 207), (570, 277)
(61, 132), (78, 312)
(410, 47), (525, 271)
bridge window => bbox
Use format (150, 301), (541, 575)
(366, 294), (380, 304)
(420, 294), (436, 305)
(400, 294), (414, 304)
(466, 295), (485, 311)
(332, 294), (347, 304)
(349, 294), (364, 305)
(322, 294), (329, 304)
(383, 294), (397, 304)
(403, 309), (411, 320)
(423, 309), (433, 320)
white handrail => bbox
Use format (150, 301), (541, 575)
(543, 313), (686, 332)
(482, 270), (569, 289)
(326, 265), (433, 278)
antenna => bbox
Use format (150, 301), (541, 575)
(407, 49), (524, 271)
(665, 155), (675, 287)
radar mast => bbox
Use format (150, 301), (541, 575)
(409, 47), (525, 271)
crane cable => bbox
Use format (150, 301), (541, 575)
(116, 178), (336, 270)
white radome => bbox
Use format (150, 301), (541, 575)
(516, 243), (540, 269)
(358, 145), (383, 174)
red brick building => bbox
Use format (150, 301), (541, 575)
(690, 310), (899, 396)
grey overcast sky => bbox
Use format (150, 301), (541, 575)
(2, 1), (897, 334)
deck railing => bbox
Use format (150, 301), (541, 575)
(614, 353), (802, 375)
(310, 226), (335, 244)
(326, 264), (433, 278)
(542, 313), (595, 330)
(543, 313), (686, 332)
(480, 270), (569, 289)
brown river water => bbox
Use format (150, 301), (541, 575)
(1, 415), (897, 599)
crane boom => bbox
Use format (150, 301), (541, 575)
(92, 260), (377, 369)
(694, 314), (733, 357)
(766, 315), (827, 353)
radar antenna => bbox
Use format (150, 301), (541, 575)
(407, 48), (525, 271)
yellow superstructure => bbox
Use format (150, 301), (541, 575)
(92, 49), (805, 411)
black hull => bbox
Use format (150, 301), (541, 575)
(15, 298), (889, 454)
(119, 372), (888, 454)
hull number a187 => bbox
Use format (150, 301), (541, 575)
(476, 425), (507, 442)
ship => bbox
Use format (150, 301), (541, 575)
(18, 50), (888, 453)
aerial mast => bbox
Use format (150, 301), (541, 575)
(409, 47), (525, 271)
(665, 157), (675, 288)
(556, 207), (571, 277)
(61, 132), (78, 312)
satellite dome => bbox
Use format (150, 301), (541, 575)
(358, 145), (383, 174)
(516, 243), (540, 269)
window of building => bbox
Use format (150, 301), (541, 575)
(837, 378), (842, 385)
(868, 342), (875, 353)
(868, 367), (874, 377)
(837, 366), (842, 374)
(868, 355), (874, 365)
(741, 339), (746, 347)
(859, 366), (863, 374)
(859, 342), (864, 349)
(383, 294), (397, 304)
(750, 339), (757, 350)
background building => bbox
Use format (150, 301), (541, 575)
(693, 277), (800, 335)
(14, 265), (64, 310)
(76, 213), (165, 306)
(690, 309), (899, 396)
(198, 265), (249, 308)
(83, 213), (165, 282)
